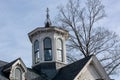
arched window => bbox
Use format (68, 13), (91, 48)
(57, 39), (63, 61)
(34, 40), (40, 63)
(44, 37), (52, 61)
(15, 68), (22, 80)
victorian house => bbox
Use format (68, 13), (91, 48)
(0, 9), (110, 80)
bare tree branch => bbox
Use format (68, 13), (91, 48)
(56, 0), (120, 75)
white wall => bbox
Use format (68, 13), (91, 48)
(76, 64), (101, 80)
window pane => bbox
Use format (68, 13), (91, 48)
(57, 50), (62, 61)
(44, 38), (51, 48)
(44, 37), (52, 61)
(57, 39), (62, 49)
(15, 68), (22, 80)
(34, 40), (39, 52)
(57, 39), (63, 61)
(34, 40), (40, 63)
(44, 50), (52, 61)
(35, 51), (40, 63)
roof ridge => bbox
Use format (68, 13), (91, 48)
(0, 60), (8, 64)
(61, 55), (92, 69)
(2, 58), (21, 72)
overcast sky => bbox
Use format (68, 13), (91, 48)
(0, 0), (120, 79)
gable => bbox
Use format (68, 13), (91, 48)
(9, 58), (27, 80)
(0, 59), (48, 80)
(88, 64), (101, 78)
(91, 56), (110, 80)
(75, 64), (101, 80)
(2, 58), (27, 72)
(1, 58), (27, 80)
(74, 55), (110, 80)
(11, 58), (27, 72)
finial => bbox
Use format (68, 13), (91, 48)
(45, 8), (51, 28)
(46, 8), (49, 20)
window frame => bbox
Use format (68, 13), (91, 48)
(57, 38), (63, 62)
(44, 37), (52, 61)
(34, 40), (40, 63)
(15, 68), (22, 80)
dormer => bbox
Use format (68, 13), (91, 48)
(2, 58), (27, 80)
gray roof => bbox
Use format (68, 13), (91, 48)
(0, 59), (47, 80)
(0, 60), (8, 67)
(2, 58), (20, 72)
(52, 55), (92, 80)
(0, 60), (9, 80)
(26, 68), (47, 80)
(0, 58), (22, 79)
(0, 55), (92, 80)
(0, 74), (9, 80)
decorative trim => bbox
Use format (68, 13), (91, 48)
(9, 59), (27, 80)
(28, 27), (69, 42)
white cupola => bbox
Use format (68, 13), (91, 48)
(28, 8), (69, 69)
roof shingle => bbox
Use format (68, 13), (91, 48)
(53, 55), (92, 80)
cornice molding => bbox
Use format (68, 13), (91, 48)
(28, 27), (69, 42)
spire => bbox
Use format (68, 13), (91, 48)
(45, 8), (51, 28)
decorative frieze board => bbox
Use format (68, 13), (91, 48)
(28, 27), (69, 42)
